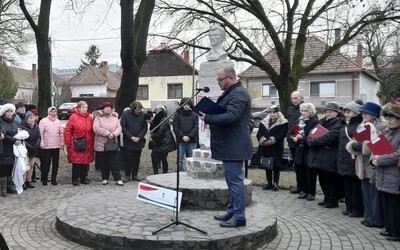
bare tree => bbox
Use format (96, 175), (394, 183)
(0, 0), (33, 63)
(20, 0), (52, 117)
(156, 0), (400, 114)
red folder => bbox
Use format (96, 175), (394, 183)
(292, 125), (300, 135)
(367, 134), (396, 155)
(352, 124), (371, 142)
(398, 160), (400, 167)
(309, 124), (329, 139)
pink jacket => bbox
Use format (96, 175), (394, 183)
(39, 116), (64, 149)
(93, 110), (122, 152)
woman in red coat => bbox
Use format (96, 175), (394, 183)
(64, 101), (94, 186)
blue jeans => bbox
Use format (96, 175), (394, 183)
(178, 142), (196, 172)
(224, 161), (246, 221)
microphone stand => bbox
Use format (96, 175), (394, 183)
(151, 89), (207, 235)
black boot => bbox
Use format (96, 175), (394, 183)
(26, 181), (35, 188)
(0, 177), (7, 197)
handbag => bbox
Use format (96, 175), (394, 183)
(260, 157), (274, 171)
(148, 140), (154, 150)
(104, 139), (119, 152)
(73, 136), (87, 152)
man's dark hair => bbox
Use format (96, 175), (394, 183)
(130, 101), (143, 112)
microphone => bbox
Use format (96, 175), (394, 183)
(196, 87), (210, 93)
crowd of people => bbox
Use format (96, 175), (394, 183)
(258, 91), (400, 242)
(0, 98), (199, 195)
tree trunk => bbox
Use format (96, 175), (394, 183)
(36, 36), (52, 116)
(116, 0), (134, 115)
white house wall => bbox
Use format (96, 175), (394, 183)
(70, 85), (107, 97)
(15, 88), (34, 104)
(359, 73), (379, 103)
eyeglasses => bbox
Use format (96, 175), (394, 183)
(217, 76), (230, 82)
(384, 116), (397, 121)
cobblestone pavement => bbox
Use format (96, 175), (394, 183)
(1, 181), (399, 250)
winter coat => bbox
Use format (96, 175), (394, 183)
(64, 109), (94, 164)
(286, 102), (303, 148)
(308, 116), (342, 173)
(0, 117), (19, 166)
(39, 116), (64, 149)
(151, 118), (177, 153)
(337, 115), (363, 177)
(20, 121), (41, 158)
(204, 81), (252, 161)
(256, 116), (288, 169)
(13, 113), (25, 124)
(287, 116), (319, 166)
(93, 110), (122, 152)
(375, 127), (400, 195)
(0, 123), (5, 155)
(120, 110), (147, 151)
(172, 109), (199, 143)
(346, 118), (388, 180)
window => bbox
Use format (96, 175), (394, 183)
(168, 84), (182, 99)
(310, 81), (335, 97)
(79, 94), (93, 97)
(262, 84), (278, 97)
(136, 85), (148, 100)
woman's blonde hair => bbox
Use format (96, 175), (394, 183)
(77, 101), (88, 108)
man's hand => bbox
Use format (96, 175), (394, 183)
(372, 155), (379, 167)
(183, 136), (190, 142)
(131, 136), (140, 143)
(0, 133), (4, 140)
(199, 111), (206, 121)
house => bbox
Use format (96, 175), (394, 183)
(65, 62), (121, 98)
(241, 36), (380, 108)
(138, 43), (198, 108)
(52, 68), (78, 81)
(9, 64), (38, 104)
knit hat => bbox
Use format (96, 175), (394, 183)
(360, 102), (381, 117)
(267, 105), (280, 113)
(382, 101), (400, 119)
(0, 103), (16, 116)
(101, 101), (113, 110)
(324, 103), (341, 113)
(47, 106), (57, 114)
(25, 111), (35, 120)
(343, 101), (363, 115)
(30, 109), (39, 116)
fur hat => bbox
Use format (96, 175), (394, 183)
(343, 101), (363, 115)
(267, 105), (280, 113)
(360, 102), (381, 117)
(324, 103), (341, 113)
(101, 101), (113, 110)
(0, 103), (16, 117)
(47, 106), (57, 114)
(382, 101), (400, 119)
(25, 111), (35, 120)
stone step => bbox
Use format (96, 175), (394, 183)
(186, 157), (225, 179)
(192, 148), (213, 160)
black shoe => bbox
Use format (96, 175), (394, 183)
(318, 201), (327, 206)
(387, 236), (400, 242)
(306, 194), (315, 201)
(360, 220), (366, 225)
(22, 184), (28, 190)
(31, 179), (37, 183)
(380, 231), (389, 237)
(324, 202), (338, 208)
(51, 181), (58, 186)
(219, 217), (246, 228)
(85, 178), (92, 182)
(343, 211), (350, 216)
(263, 184), (273, 190)
(7, 189), (17, 194)
(80, 180), (89, 185)
(42, 181), (48, 186)
(72, 181), (79, 186)
(214, 213), (233, 222)
(272, 184), (279, 191)
(297, 192), (308, 199)
(290, 189), (300, 194)
(349, 212), (363, 218)
(26, 182), (35, 188)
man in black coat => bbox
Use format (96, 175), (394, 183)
(199, 66), (252, 228)
(120, 101), (148, 182)
(286, 91), (304, 194)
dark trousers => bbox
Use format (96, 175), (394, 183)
(151, 151), (169, 174)
(361, 179), (384, 226)
(123, 149), (142, 177)
(319, 170), (339, 205)
(296, 164), (308, 193)
(0, 232), (9, 250)
(307, 167), (317, 196)
(265, 170), (280, 185)
(72, 164), (88, 182)
(382, 191), (400, 237)
(290, 147), (300, 189)
(96, 151), (121, 181)
(342, 175), (364, 215)
(41, 148), (60, 182)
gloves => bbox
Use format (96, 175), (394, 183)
(352, 142), (363, 152)
(259, 136), (267, 145)
(262, 140), (272, 147)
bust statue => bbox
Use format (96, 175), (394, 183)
(206, 25), (228, 61)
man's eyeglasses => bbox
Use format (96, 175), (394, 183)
(217, 76), (230, 82)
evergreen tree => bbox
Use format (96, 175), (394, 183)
(378, 56), (400, 103)
(78, 44), (102, 73)
(0, 61), (18, 100)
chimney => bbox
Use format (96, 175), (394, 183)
(102, 61), (108, 77)
(32, 64), (37, 78)
(334, 28), (341, 53)
(183, 50), (189, 64)
(357, 44), (363, 67)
